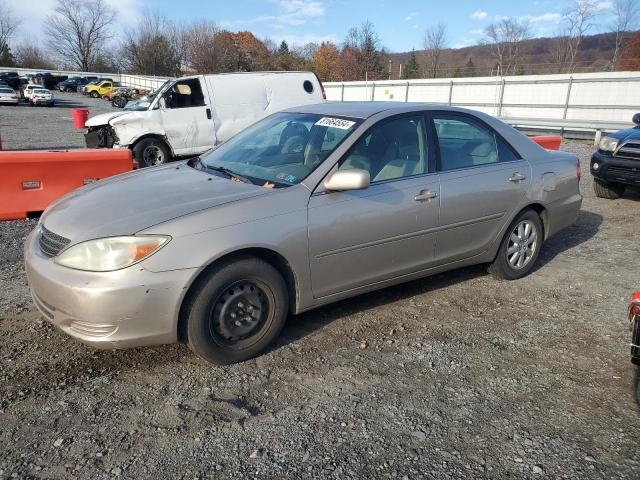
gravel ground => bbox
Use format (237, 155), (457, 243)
(0, 112), (639, 479)
(0, 91), (116, 150)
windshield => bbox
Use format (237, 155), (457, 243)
(198, 112), (361, 187)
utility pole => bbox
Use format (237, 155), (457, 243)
(388, 60), (392, 80)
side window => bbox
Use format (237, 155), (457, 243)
(166, 79), (205, 109)
(339, 115), (427, 183)
(496, 136), (521, 163)
(433, 116), (498, 171)
(103, 83), (111, 88)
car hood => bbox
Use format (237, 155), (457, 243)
(85, 111), (132, 127)
(609, 126), (640, 141)
(40, 163), (271, 243)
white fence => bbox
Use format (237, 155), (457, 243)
(0, 66), (173, 90)
(324, 71), (640, 125)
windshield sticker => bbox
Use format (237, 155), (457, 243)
(315, 117), (356, 130)
(276, 173), (298, 183)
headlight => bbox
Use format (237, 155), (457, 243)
(599, 136), (619, 152)
(54, 236), (170, 272)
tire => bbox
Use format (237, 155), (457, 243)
(90, 91), (99, 98)
(133, 138), (171, 167)
(488, 209), (543, 280)
(593, 178), (624, 199)
(185, 257), (289, 365)
(112, 96), (127, 108)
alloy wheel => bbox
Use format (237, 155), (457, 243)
(506, 220), (538, 270)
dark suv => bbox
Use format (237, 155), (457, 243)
(57, 77), (89, 92)
(591, 114), (640, 199)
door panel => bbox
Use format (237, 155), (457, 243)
(436, 160), (531, 262)
(160, 78), (216, 156)
(308, 175), (440, 298)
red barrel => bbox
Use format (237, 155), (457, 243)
(71, 108), (89, 129)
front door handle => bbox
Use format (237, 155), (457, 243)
(206, 108), (212, 120)
(509, 172), (526, 182)
(414, 189), (438, 201)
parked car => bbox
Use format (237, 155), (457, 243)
(57, 77), (89, 92)
(85, 80), (118, 98)
(30, 88), (55, 107)
(631, 291), (640, 365)
(0, 87), (19, 105)
(84, 71), (327, 167)
(25, 102), (582, 364)
(81, 78), (111, 95)
(590, 114), (640, 198)
(22, 84), (41, 102)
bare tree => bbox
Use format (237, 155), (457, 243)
(181, 21), (220, 73)
(44, 0), (115, 71)
(611, 0), (639, 67)
(423, 23), (447, 78)
(484, 18), (530, 75)
(0, 0), (21, 64)
(121, 12), (182, 76)
(14, 44), (54, 69)
(555, 0), (601, 73)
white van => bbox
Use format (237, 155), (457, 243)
(85, 71), (326, 167)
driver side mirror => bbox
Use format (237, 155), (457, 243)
(323, 169), (370, 192)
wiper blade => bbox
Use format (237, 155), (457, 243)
(206, 165), (253, 184)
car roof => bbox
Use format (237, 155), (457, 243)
(281, 101), (481, 119)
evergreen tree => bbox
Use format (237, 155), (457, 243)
(464, 58), (476, 77)
(402, 50), (421, 79)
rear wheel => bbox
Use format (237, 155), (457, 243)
(90, 91), (99, 98)
(133, 138), (171, 167)
(112, 96), (127, 108)
(489, 209), (543, 280)
(185, 257), (289, 365)
(593, 178), (625, 199)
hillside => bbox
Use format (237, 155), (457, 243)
(390, 32), (626, 78)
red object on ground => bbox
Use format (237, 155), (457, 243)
(0, 149), (133, 220)
(531, 135), (562, 150)
(71, 108), (89, 129)
(630, 291), (640, 320)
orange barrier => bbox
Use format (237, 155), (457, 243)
(531, 135), (562, 151)
(0, 149), (133, 220)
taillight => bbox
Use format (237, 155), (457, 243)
(576, 159), (581, 181)
(630, 291), (640, 320)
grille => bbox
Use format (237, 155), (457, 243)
(38, 225), (70, 257)
(614, 141), (640, 159)
(608, 165), (640, 177)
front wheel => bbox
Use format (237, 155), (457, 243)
(185, 257), (289, 365)
(133, 138), (171, 167)
(593, 178), (625, 199)
(488, 209), (543, 280)
(89, 91), (99, 98)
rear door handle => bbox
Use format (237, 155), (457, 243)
(414, 189), (438, 201)
(206, 108), (212, 120)
(509, 172), (526, 182)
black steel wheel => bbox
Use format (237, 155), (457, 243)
(185, 257), (289, 365)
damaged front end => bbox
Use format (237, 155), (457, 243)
(85, 125), (118, 149)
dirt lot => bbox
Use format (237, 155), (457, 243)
(0, 101), (639, 479)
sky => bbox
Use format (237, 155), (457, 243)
(10, 0), (619, 52)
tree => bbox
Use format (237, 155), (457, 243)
(0, 0), (21, 66)
(611, 0), (639, 68)
(339, 21), (386, 80)
(552, 0), (601, 73)
(402, 50), (421, 79)
(311, 41), (340, 81)
(181, 21), (220, 73)
(463, 58), (476, 77)
(423, 24), (447, 78)
(484, 17), (530, 75)
(44, 0), (115, 71)
(618, 30), (640, 69)
(121, 12), (182, 76)
(276, 40), (291, 70)
(14, 44), (54, 69)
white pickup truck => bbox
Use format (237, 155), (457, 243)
(85, 71), (326, 167)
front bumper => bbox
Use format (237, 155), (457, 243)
(24, 229), (196, 349)
(32, 99), (54, 105)
(591, 151), (640, 187)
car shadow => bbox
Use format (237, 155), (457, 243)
(535, 209), (602, 268)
